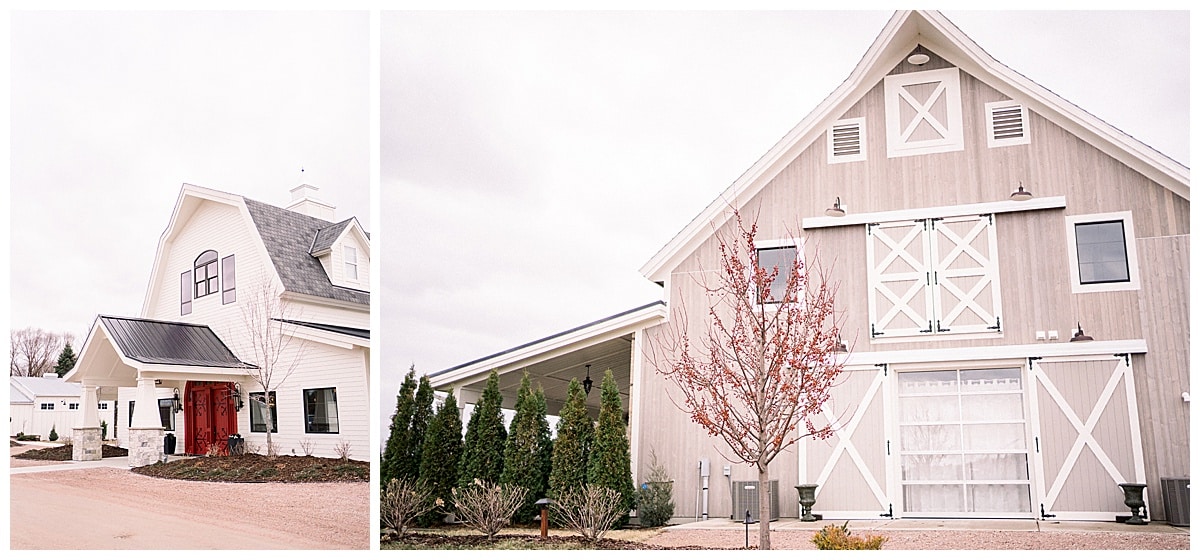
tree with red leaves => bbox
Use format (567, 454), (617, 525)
(649, 209), (845, 550)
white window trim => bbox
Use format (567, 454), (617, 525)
(884, 67), (964, 158)
(828, 117), (867, 164)
(984, 100), (1031, 148)
(1065, 211), (1140, 294)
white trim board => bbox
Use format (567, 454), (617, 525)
(803, 196), (1066, 230)
(840, 338), (1146, 367)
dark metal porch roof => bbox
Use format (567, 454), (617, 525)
(99, 316), (255, 368)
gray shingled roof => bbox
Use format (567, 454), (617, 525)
(100, 316), (254, 368)
(243, 198), (370, 306)
(275, 318), (369, 340)
(311, 217), (357, 255)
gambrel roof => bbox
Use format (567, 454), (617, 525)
(141, 184), (371, 316)
(640, 10), (1189, 284)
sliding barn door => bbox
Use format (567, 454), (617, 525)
(1028, 356), (1146, 520)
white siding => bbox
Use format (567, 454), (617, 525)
(327, 228), (370, 292)
(113, 387), (179, 448)
(238, 340), (369, 460)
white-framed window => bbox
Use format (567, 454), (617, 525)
(40, 403), (55, 410)
(866, 214), (1002, 339)
(69, 403), (80, 410)
(984, 101), (1030, 148)
(1065, 211), (1140, 293)
(344, 245), (358, 280)
(98, 402), (109, 410)
(884, 67), (964, 158)
(828, 117), (867, 163)
(754, 238), (801, 305)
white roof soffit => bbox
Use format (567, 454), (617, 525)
(429, 302), (667, 389)
(639, 10), (1189, 285)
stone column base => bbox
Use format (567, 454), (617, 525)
(127, 427), (166, 467)
(71, 427), (103, 461)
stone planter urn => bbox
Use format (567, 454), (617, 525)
(1118, 482), (1148, 525)
(796, 484), (819, 522)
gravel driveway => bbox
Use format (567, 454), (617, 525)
(10, 459), (368, 549)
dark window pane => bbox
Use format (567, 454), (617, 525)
(303, 387), (339, 434)
(1075, 221), (1129, 284)
(756, 246), (798, 304)
(157, 398), (175, 431)
(250, 391), (278, 433)
(222, 255), (237, 304)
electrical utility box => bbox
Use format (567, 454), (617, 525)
(731, 480), (780, 522)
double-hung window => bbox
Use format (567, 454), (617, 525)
(344, 246), (358, 281)
(1065, 212), (1140, 293)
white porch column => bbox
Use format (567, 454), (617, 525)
(72, 384), (103, 462)
(629, 330), (645, 486)
(127, 376), (165, 467)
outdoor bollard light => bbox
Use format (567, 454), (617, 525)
(535, 498), (553, 538)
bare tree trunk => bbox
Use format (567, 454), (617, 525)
(758, 463), (770, 550)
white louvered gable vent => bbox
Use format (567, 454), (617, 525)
(828, 117), (867, 163)
(985, 101), (1030, 147)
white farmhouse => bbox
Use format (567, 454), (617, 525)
(67, 183), (370, 466)
(10, 375), (116, 441)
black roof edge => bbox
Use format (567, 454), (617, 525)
(430, 301), (666, 378)
(273, 318), (370, 340)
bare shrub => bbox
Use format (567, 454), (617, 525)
(381, 478), (438, 537)
(245, 442), (262, 455)
(334, 440), (352, 460)
(551, 484), (625, 542)
(266, 440), (280, 457)
(299, 439), (314, 456)
(812, 521), (887, 550)
(204, 444), (229, 457)
(451, 479), (528, 539)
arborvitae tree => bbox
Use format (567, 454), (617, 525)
(501, 373), (554, 523)
(549, 377), (593, 499)
(458, 370), (507, 486)
(53, 342), (77, 377)
(534, 386), (553, 487)
(418, 393), (463, 526)
(382, 367), (417, 483)
(588, 370), (636, 528)
(404, 376), (435, 480)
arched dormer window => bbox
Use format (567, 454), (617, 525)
(194, 250), (219, 299)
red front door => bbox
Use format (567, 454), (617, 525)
(184, 381), (239, 455)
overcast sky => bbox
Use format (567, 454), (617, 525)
(8, 11), (371, 347)
(380, 9), (1190, 429)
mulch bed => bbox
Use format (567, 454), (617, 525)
(13, 444), (128, 460)
(384, 532), (702, 550)
(131, 453), (369, 483)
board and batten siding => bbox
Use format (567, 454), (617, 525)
(637, 321), (800, 521)
(1130, 235), (1190, 519)
(643, 55), (1187, 520)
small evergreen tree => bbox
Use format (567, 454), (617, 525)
(458, 370), (507, 486)
(405, 376), (435, 479)
(534, 387), (553, 487)
(53, 342), (77, 377)
(418, 393), (464, 526)
(382, 367), (418, 483)
(48, 425), (59, 442)
(549, 377), (593, 499)
(588, 370), (635, 528)
(501, 373), (554, 523)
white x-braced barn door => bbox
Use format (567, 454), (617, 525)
(806, 366), (893, 518)
(867, 215), (1001, 339)
(1027, 355), (1146, 520)
(929, 215), (1002, 333)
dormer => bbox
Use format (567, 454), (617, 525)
(309, 217), (370, 292)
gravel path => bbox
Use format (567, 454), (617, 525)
(10, 467), (369, 549)
(643, 528), (1190, 550)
